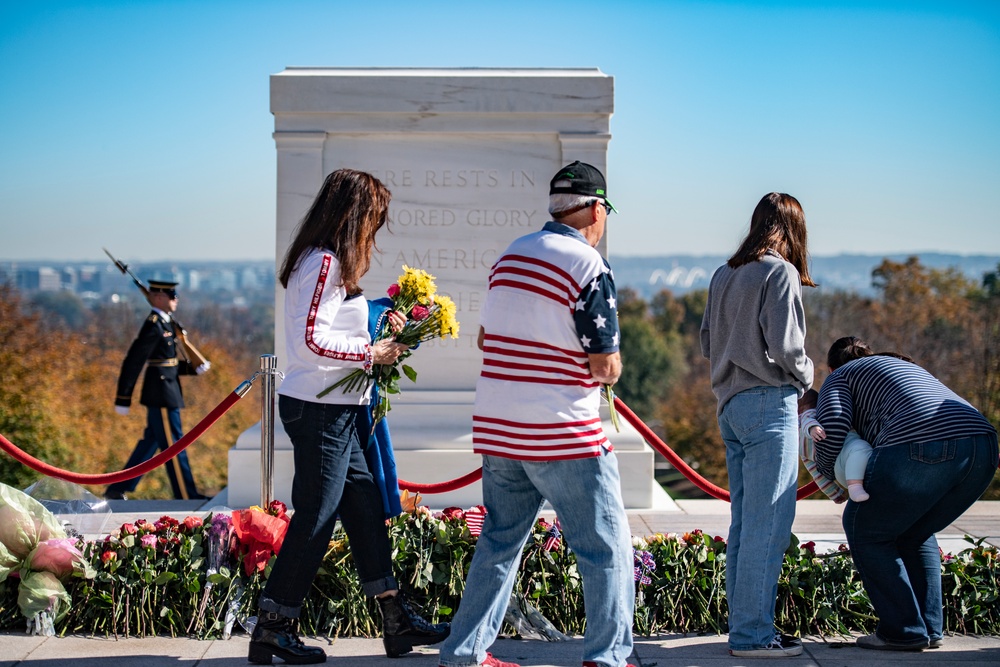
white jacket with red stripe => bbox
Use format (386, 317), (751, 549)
(278, 247), (373, 405)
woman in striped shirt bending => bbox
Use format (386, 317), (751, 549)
(815, 336), (997, 652)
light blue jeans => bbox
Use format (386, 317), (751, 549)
(718, 385), (799, 651)
(438, 450), (634, 667)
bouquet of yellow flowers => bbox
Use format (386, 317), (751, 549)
(317, 265), (460, 422)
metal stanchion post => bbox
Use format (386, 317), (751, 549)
(259, 354), (277, 507)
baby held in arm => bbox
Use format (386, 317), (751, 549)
(798, 389), (872, 503)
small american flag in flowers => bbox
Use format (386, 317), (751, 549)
(633, 549), (656, 585)
(543, 520), (562, 551)
(464, 505), (486, 536)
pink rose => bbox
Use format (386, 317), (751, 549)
(140, 534), (157, 549)
(28, 538), (83, 579)
(387, 284), (400, 298)
(120, 523), (138, 536)
(182, 516), (203, 533)
(411, 305), (430, 321)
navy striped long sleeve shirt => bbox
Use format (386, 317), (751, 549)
(814, 355), (996, 482)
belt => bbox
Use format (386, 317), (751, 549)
(147, 358), (179, 367)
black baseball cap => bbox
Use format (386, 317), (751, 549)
(549, 161), (617, 213)
(148, 280), (179, 298)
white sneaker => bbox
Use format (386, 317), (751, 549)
(729, 634), (803, 657)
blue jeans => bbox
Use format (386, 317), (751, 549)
(439, 450), (634, 667)
(260, 396), (397, 618)
(718, 385), (799, 650)
(106, 406), (199, 499)
(844, 432), (998, 646)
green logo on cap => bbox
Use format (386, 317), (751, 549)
(596, 189), (606, 195)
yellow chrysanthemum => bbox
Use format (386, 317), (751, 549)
(431, 294), (460, 338)
(397, 265), (437, 306)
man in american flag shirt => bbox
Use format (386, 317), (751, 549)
(438, 162), (636, 667)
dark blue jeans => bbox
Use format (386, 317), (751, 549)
(844, 432), (998, 645)
(260, 396), (397, 618)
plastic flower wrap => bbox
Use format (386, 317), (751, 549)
(0, 483), (86, 634)
(0, 484), (63, 559)
(317, 265), (461, 421)
(232, 500), (290, 576)
(192, 512), (237, 634)
(18, 570), (72, 634)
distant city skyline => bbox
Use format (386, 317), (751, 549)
(1, 1), (998, 261)
(7, 251), (997, 301)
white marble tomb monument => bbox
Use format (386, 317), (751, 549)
(228, 68), (664, 510)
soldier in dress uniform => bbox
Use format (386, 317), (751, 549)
(105, 280), (211, 500)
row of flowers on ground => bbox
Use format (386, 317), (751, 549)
(1, 482), (998, 639)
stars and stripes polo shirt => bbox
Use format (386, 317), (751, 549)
(473, 221), (620, 461)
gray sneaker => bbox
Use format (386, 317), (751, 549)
(856, 633), (928, 651)
(729, 634), (803, 657)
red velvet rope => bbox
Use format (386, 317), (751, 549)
(0, 389), (245, 485)
(613, 396), (819, 501)
(397, 397), (820, 500)
(0, 388), (833, 500)
(398, 468), (483, 494)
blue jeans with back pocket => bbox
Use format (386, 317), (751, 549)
(843, 432), (998, 645)
(717, 385), (800, 650)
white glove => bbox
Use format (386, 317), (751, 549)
(115, 405), (130, 416)
(196, 361), (211, 375)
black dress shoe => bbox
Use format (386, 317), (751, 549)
(248, 611), (327, 664)
(378, 592), (450, 658)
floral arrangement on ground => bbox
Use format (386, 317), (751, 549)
(1, 483), (997, 639)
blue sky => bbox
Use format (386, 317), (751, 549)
(1, 0), (998, 262)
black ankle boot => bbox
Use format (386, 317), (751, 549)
(248, 610), (327, 665)
(378, 592), (450, 658)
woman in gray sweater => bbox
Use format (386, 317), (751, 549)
(700, 192), (815, 658)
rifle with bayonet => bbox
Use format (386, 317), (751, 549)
(102, 247), (210, 370)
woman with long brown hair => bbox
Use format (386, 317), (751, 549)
(700, 192), (815, 658)
(249, 169), (448, 665)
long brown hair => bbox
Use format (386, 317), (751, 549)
(728, 192), (815, 287)
(279, 169), (391, 293)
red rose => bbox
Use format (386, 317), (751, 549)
(439, 507), (465, 521)
(101, 550), (117, 564)
(120, 523), (138, 536)
(387, 284), (400, 298)
(411, 305), (430, 321)
(267, 500), (288, 518)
